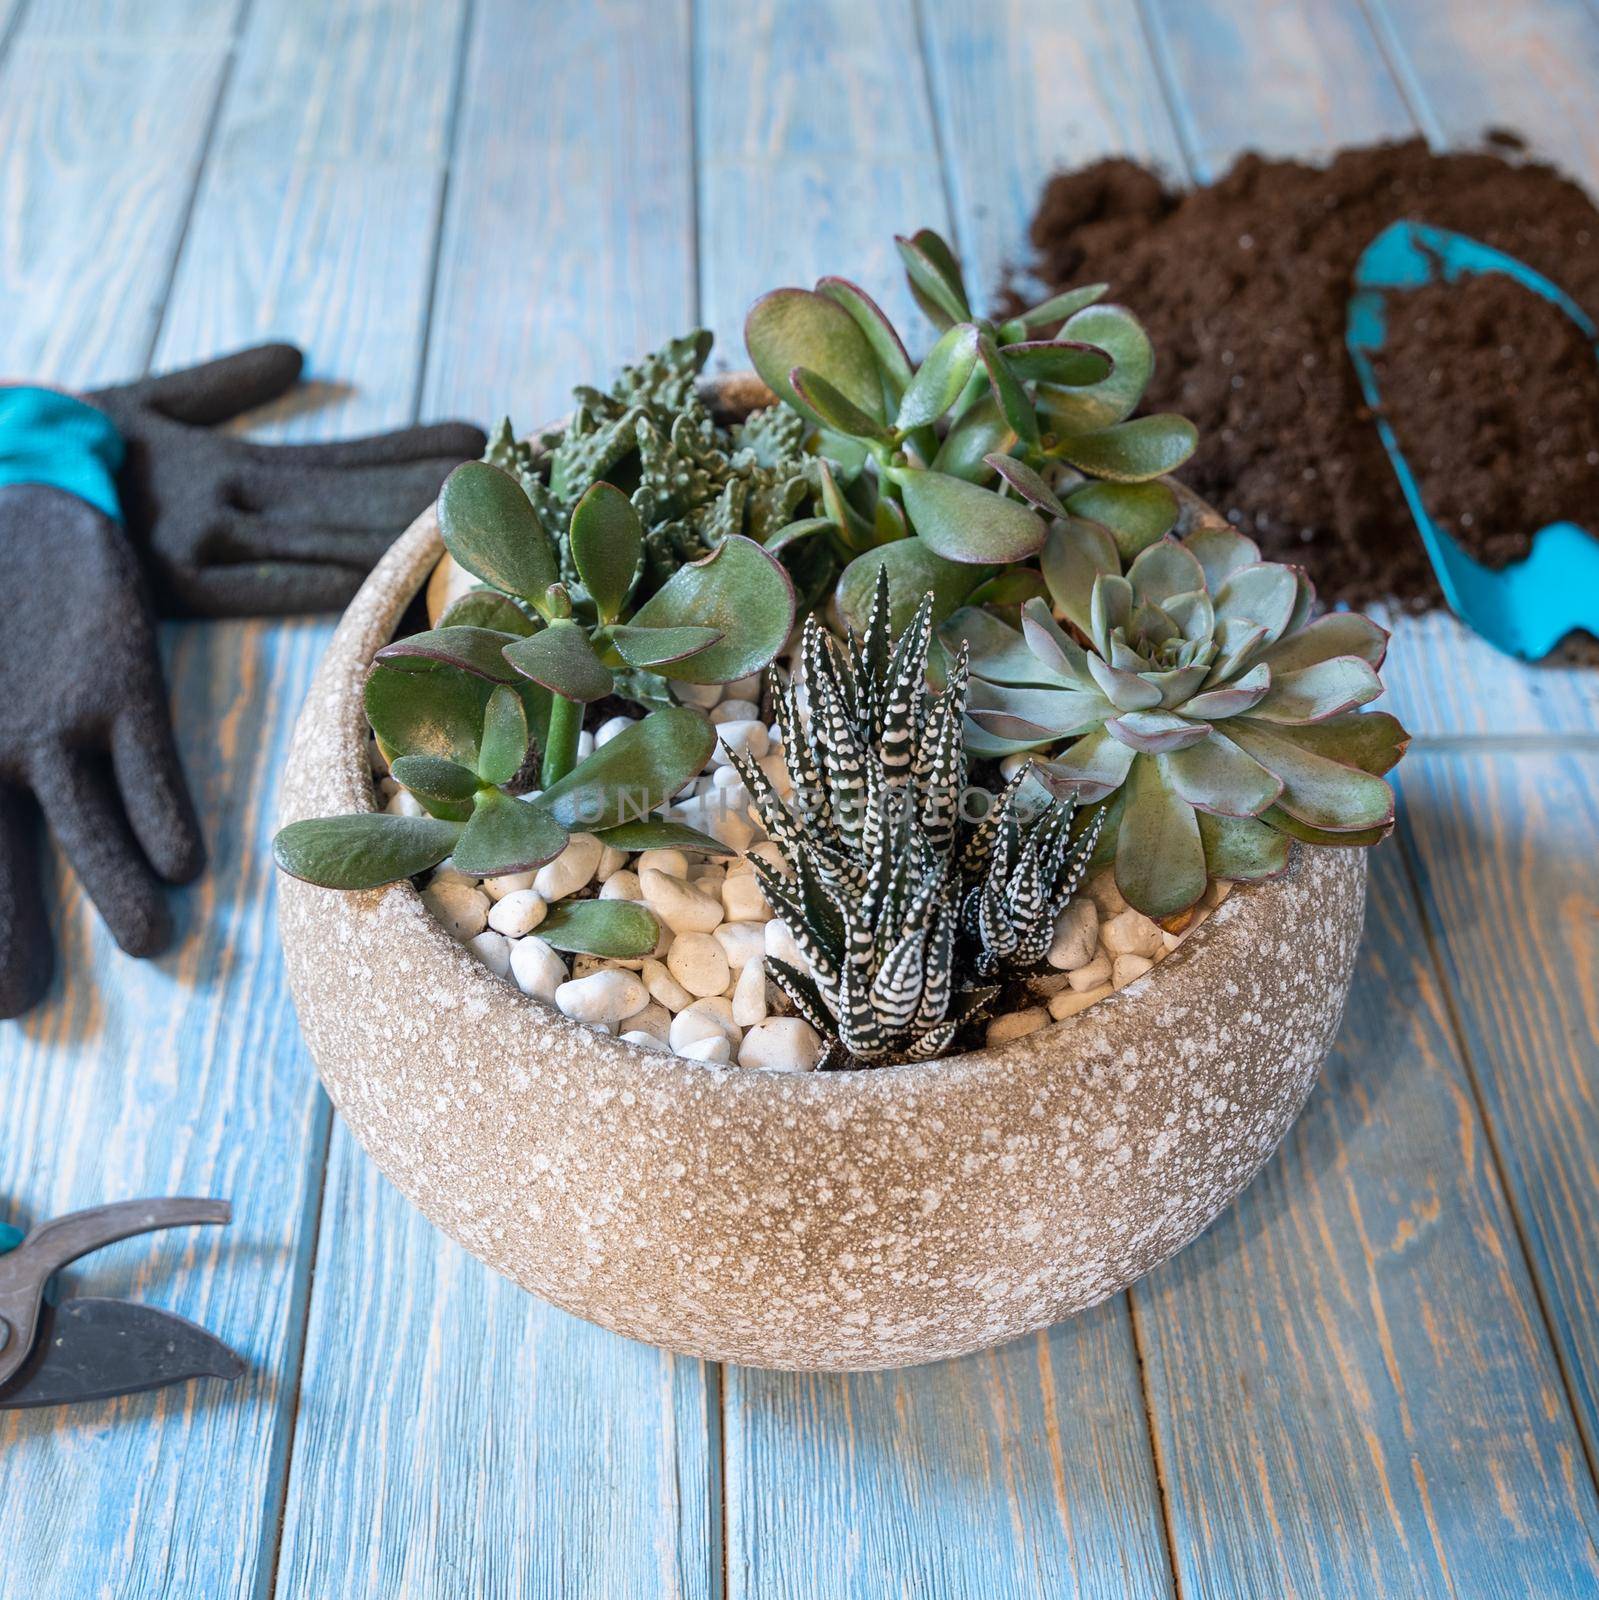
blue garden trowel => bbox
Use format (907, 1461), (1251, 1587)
(1347, 220), (1599, 660)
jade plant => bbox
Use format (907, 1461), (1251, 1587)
(482, 329), (823, 602)
(731, 570), (1099, 1065)
(744, 228), (1197, 631)
(952, 520), (1410, 918)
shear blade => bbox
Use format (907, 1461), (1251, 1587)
(0, 1297), (244, 1410)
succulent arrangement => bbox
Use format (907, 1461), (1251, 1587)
(273, 225), (1408, 1069)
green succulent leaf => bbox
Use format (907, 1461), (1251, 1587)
(501, 620), (613, 703)
(389, 755), (482, 806)
(365, 662), (496, 768)
(1115, 753), (1207, 917)
(895, 322), (980, 431)
(815, 459), (878, 551)
(895, 229), (971, 327)
(1213, 563), (1300, 646)
(1257, 612), (1389, 674)
(1197, 811), (1292, 880)
(976, 332), (1040, 447)
(894, 467), (1046, 564)
(1036, 304), (1154, 434)
(438, 589), (539, 636)
(626, 534), (795, 683)
(1065, 482), (1179, 559)
(932, 393), (1016, 481)
(967, 679), (1109, 740)
(594, 818), (735, 855)
(537, 899), (662, 958)
(1260, 807), (1393, 848)
(609, 623), (726, 669)
(764, 515), (836, 554)
(1289, 710), (1409, 776)
(1040, 518), (1120, 634)
(1251, 657), (1383, 724)
(477, 684), (529, 786)
(1225, 719), (1396, 833)
(816, 276), (914, 400)
(985, 455), (1067, 519)
(375, 625), (523, 682)
(836, 540), (991, 634)
(1051, 414), (1198, 484)
(1017, 283), (1110, 329)
(1163, 732), (1283, 817)
(1184, 525), (1263, 593)
(452, 788), (570, 877)
(1002, 339), (1114, 387)
(790, 366), (894, 442)
(568, 482), (642, 623)
(273, 814), (461, 891)
(1036, 726), (1137, 802)
(536, 706), (716, 831)
(745, 287), (885, 427)
(965, 568), (1050, 609)
(437, 460), (558, 605)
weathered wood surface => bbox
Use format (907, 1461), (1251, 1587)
(3, 2), (1599, 1596)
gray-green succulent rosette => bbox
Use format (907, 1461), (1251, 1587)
(951, 517), (1409, 919)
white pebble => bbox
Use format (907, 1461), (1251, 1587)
(627, 1000), (672, 1043)
(712, 719), (769, 765)
(641, 868), (724, 934)
(667, 931), (731, 998)
(757, 753), (793, 796)
(1046, 899), (1099, 971)
(711, 698), (762, 725)
(712, 765), (744, 790)
(385, 788), (425, 818)
(636, 848), (689, 879)
(731, 958), (769, 1026)
(533, 832), (603, 901)
(621, 1029), (670, 1053)
(509, 935), (567, 1003)
(714, 921), (766, 973)
(466, 929), (512, 978)
(483, 869), (536, 902)
(674, 681), (724, 709)
(595, 844), (628, 883)
(675, 794), (757, 852)
(669, 996), (741, 1053)
(721, 873), (771, 923)
(575, 730), (595, 760)
(642, 957), (695, 1013)
(1101, 908), (1164, 960)
(986, 1007), (1047, 1045)
(679, 1034), (732, 1064)
(737, 1018), (822, 1072)
(764, 919), (805, 969)
(727, 672), (765, 701)
(1050, 984), (1112, 1019)
(595, 715), (636, 747)
(487, 889), (547, 937)
(1112, 953), (1155, 989)
(555, 969), (649, 1026)
(1088, 870), (1128, 917)
(599, 869), (642, 901)
(422, 879), (489, 940)
(1067, 953), (1113, 993)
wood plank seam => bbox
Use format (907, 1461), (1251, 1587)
(1393, 808), (1599, 1500)
(1129, 0), (1204, 181)
(1352, 0), (1446, 146)
(1124, 1289), (1185, 1599)
(0, 0), (28, 72)
(908, 0), (963, 264)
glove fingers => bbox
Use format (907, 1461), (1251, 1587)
(28, 746), (173, 959)
(174, 560), (370, 617)
(231, 457), (473, 526)
(238, 421), (486, 469)
(124, 344), (304, 426)
(206, 511), (397, 569)
(0, 784), (53, 1019)
(111, 711), (205, 886)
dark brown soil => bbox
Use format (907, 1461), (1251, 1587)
(1016, 138), (1599, 611)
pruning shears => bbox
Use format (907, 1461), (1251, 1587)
(0, 1198), (243, 1410)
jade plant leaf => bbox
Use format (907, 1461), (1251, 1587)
(273, 814), (460, 891)
(595, 818), (734, 855)
(375, 626), (523, 682)
(893, 468), (1047, 564)
(502, 620), (614, 703)
(789, 367), (893, 442)
(1016, 283), (1109, 329)
(932, 393), (1015, 482)
(1036, 304), (1154, 434)
(626, 534), (795, 684)
(895, 323), (979, 431)
(389, 755), (482, 806)
(568, 482), (642, 622)
(477, 685), (529, 786)
(451, 788), (569, 877)
(438, 589), (538, 636)
(965, 568), (1049, 608)
(537, 899), (661, 958)
(836, 539), (992, 634)
(1002, 339), (1114, 387)
(745, 287), (885, 427)
(609, 624), (725, 669)
(976, 332), (1040, 446)
(437, 461), (558, 605)
(816, 276), (914, 401)
(365, 661), (497, 768)
(1051, 414), (1198, 484)
(895, 229), (971, 327)
(984, 454), (1067, 520)
(1064, 482), (1179, 559)
(536, 706), (716, 831)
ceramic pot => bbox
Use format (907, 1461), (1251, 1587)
(276, 381), (1368, 1371)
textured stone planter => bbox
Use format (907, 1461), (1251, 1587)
(276, 384), (1368, 1371)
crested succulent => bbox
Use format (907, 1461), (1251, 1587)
(743, 228), (1198, 633)
(483, 329), (819, 595)
(729, 569), (1099, 1067)
(952, 519), (1410, 919)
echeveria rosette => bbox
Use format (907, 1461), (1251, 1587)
(743, 227), (1197, 634)
(955, 521), (1409, 919)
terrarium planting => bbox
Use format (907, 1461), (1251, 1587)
(273, 228), (1407, 1073)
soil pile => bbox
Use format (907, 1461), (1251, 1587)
(1018, 137), (1599, 611)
